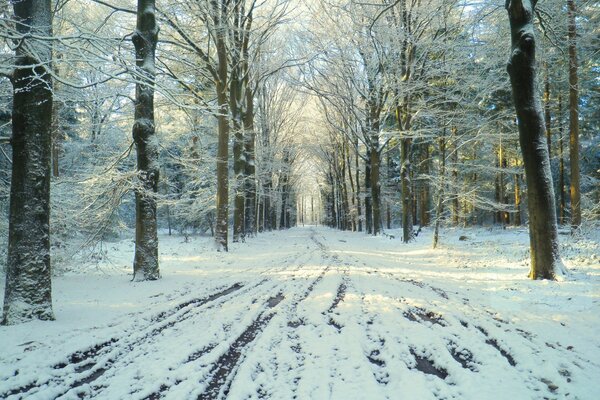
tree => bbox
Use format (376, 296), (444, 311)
(132, 0), (160, 280)
(567, 0), (581, 229)
(505, 0), (566, 280)
(2, 0), (55, 324)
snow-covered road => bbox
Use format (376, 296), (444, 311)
(1, 227), (599, 399)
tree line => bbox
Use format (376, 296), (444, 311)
(0, 0), (598, 324)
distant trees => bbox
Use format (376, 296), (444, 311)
(307, 0), (598, 252)
(2, 0), (55, 324)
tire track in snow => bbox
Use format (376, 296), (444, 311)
(335, 239), (582, 398)
(195, 292), (286, 400)
(136, 231), (328, 400)
(1, 237), (322, 400)
(0, 282), (253, 400)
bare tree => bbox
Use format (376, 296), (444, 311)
(2, 0), (55, 324)
(132, 0), (160, 280)
(505, 0), (566, 280)
(567, 0), (581, 229)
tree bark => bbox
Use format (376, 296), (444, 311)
(370, 146), (381, 235)
(506, 0), (565, 280)
(558, 94), (566, 225)
(3, 0), (55, 324)
(451, 128), (459, 226)
(231, 67), (245, 242)
(365, 153), (372, 234)
(543, 63), (552, 156)
(568, 0), (581, 229)
(132, 0), (160, 281)
(514, 169), (522, 226)
(420, 143), (430, 226)
(355, 138), (362, 232)
(213, 0), (229, 251)
(243, 92), (256, 236)
(433, 131), (446, 249)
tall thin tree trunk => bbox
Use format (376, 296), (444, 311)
(506, 0), (565, 280)
(3, 0), (55, 324)
(568, 0), (581, 229)
(371, 147), (381, 235)
(355, 138), (362, 232)
(420, 143), (430, 226)
(514, 168), (522, 226)
(558, 94), (566, 225)
(231, 78), (245, 242)
(433, 131), (446, 249)
(243, 89), (256, 236)
(365, 154), (372, 234)
(401, 135), (413, 242)
(346, 141), (356, 231)
(213, 0), (229, 251)
(451, 128), (459, 226)
(132, 0), (160, 281)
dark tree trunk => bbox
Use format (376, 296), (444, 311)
(567, 0), (580, 229)
(3, 0), (55, 324)
(365, 154), (372, 234)
(543, 64), (552, 156)
(401, 135), (413, 243)
(397, 102), (413, 242)
(51, 96), (61, 178)
(243, 89), (256, 236)
(514, 171), (522, 226)
(506, 0), (565, 280)
(558, 94), (566, 225)
(451, 128), (459, 226)
(231, 73), (245, 242)
(370, 146), (381, 235)
(420, 143), (431, 226)
(213, 0), (229, 251)
(433, 131), (446, 249)
(132, 0), (160, 281)
(355, 138), (362, 232)
(346, 141), (357, 231)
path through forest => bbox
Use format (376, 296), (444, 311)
(1, 227), (599, 399)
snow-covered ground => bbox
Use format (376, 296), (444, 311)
(1, 226), (599, 399)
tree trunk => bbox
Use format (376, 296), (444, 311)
(506, 0), (565, 280)
(558, 94), (566, 225)
(243, 89), (256, 236)
(401, 135), (413, 242)
(543, 64), (552, 156)
(420, 143), (430, 226)
(568, 0), (581, 229)
(514, 169), (522, 226)
(365, 153), (372, 234)
(231, 72), (245, 243)
(51, 98), (61, 178)
(355, 138), (362, 232)
(213, 0), (229, 251)
(371, 147), (381, 235)
(3, 0), (55, 324)
(132, 0), (160, 281)
(433, 131), (446, 249)
(451, 128), (459, 226)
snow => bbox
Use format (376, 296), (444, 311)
(1, 226), (599, 399)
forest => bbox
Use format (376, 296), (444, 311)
(0, 0), (599, 399)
